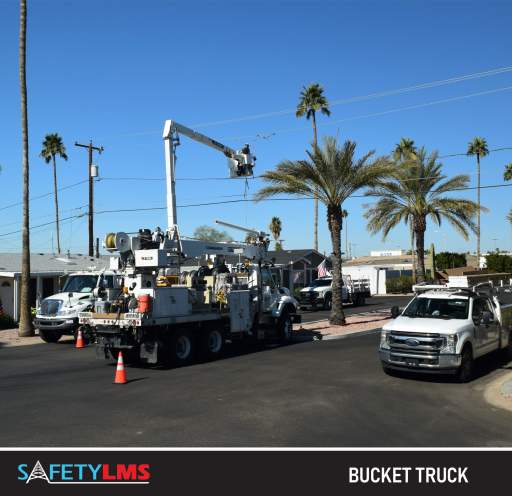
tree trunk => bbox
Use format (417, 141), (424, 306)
(414, 215), (427, 284)
(345, 215), (348, 259)
(18, 0), (34, 337)
(477, 154), (480, 267)
(312, 111), (318, 252)
(53, 153), (60, 254)
(409, 213), (416, 282)
(327, 204), (346, 325)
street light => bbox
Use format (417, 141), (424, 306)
(493, 239), (498, 251)
(434, 230), (446, 252)
(352, 244), (357, 258)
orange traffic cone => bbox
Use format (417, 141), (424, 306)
(76, 329), (84, 348)
(114, 351), (128, 384)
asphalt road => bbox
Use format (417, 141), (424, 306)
(299, 294), (414, 323)
(2, 322), (512, 447)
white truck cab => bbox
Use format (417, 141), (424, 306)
(299, 275), (371, 311)
(379, 277), (512, 382)
(34, 270), (121, 343)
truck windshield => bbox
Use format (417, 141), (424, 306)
(310, 280), (331, 288)
(63, 275), (98, 293)
(403, 297), (469, 320)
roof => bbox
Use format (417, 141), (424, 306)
(344, 258), (414, 267)
(184, 249), (332, 268)
(0, 252), (112, 276)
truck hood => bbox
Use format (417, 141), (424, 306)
(40, 293), (94, 313)
(382, 315), (468, 335)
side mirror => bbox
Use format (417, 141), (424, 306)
(391, 306), (400, 319)
(68, 292), (73, 298)
(482, 310), (493, 325)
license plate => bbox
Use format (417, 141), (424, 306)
(405, 359), (419, 367)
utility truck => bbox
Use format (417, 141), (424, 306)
(34, 269), (121, 343)
(77, 120), (300, 366)
(298, 275), (371, 311)
(379, 274), (512, 382)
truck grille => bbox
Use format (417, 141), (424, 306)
(388, 333), (444, 354)
(300, 292), (319, 304)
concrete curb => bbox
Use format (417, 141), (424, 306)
(481, 368), (512, 415)
(292, 326), (382, 342)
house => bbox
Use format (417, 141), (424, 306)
(181, 249), (333, 292)
(0, 252), (111, 321)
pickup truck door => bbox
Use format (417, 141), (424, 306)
(261, 267), (278, 312)
(472, 299), (486, 357)
(481, 296), (500, 352)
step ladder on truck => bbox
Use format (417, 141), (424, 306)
(380, 273), (512, 382)
(77, 120), (300, 366)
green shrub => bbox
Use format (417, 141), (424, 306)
(435, 252), (467, 270)
(485, 253), (512, 274)
(386, 275), (414, 294)
(0, 312), (17, 330)
(293, 287), (303, 298)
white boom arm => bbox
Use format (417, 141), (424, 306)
(163, 120), (256, 229)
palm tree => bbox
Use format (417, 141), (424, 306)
(268, 217), (283, 248)
(392, 137), (418, 282)
(254, 136), (394, 325)
(18, 0), (33, 337)
(364, 148), (488, 283)
(505, 163), (512, 253)
(467, 137), (489, 262)
(341, 209), (348, 258)
(245, 232), (257, 245)
(506, 207), (512, 254)
(296, 83), (331, 252)
(40, 133), (68, 254)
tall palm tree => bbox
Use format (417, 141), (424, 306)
(506, 207), (512, 254)
(268, 217), (282, 248)
(364, 148), (488, 283)
(342, 209), (348, 258)
(254, 136), (394, 325)
(39, 133), (68, 254)
(392, 137), (418, 281)
(505, 163), (512, 253)
(296, 83), (330, 252)
(18, 0), (33, 337)
(467, 137), (489, 262)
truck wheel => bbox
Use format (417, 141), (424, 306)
(503, 331), (512, 360)
(323, 296), (332, 311)
(200, 323), (226, 361)
(38, 329), (62, 343)
(169, 328), (195, 367)
(278, 311), (293, 345)
(360, 295), (366, 306)
(457, 345), (473, 383)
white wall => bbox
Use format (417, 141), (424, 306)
(0, 276), (14, 317)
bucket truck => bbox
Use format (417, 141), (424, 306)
(78, 120), (300, 366)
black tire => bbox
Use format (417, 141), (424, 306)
(277, 310), (293, 345)
(360, 295), (366, 306)
(38, 328), (62, 343)
(110, 348), (133, 363)
(457, 345), (473, 383)
(353, 296), (360, 307)
(503, 331), (512, 360)
(382, 364), (395, 376)
(168, 328), (196, 367)
(74, 327), (90, 345)
(200, 323), (226, 361)
(323, 296), (332, 311)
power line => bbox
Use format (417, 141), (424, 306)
(0, 180), (88, 212)
(0, 215), (78, 237)
(0, 205), (87, 229)
(84, 65), (512, 141)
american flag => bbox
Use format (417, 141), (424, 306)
(294, 271), (302, 283)
(317, 259), (327, 278)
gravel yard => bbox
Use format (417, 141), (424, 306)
(0, 327), (42, 344)
(294, 310), (392, 337)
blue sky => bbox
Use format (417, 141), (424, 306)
(1, 1), (512, 257)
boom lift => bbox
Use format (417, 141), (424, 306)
(78, 120), (299, 366)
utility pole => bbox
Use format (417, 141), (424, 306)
(75, 141), (103, 256)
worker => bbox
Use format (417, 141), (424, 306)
(242, 143), (250, 154)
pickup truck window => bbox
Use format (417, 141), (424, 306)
(403, 297), (469, 319)
(63, 275), (98, 293)
(310, 280), (331, 288)
(472, 299), (483, 319)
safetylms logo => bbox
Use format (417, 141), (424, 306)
(18, 461), (150, 484)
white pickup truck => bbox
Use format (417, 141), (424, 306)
(379, 275), (512, 382)
(298, 275), (371, 311)
(34, 269), (121, 343)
